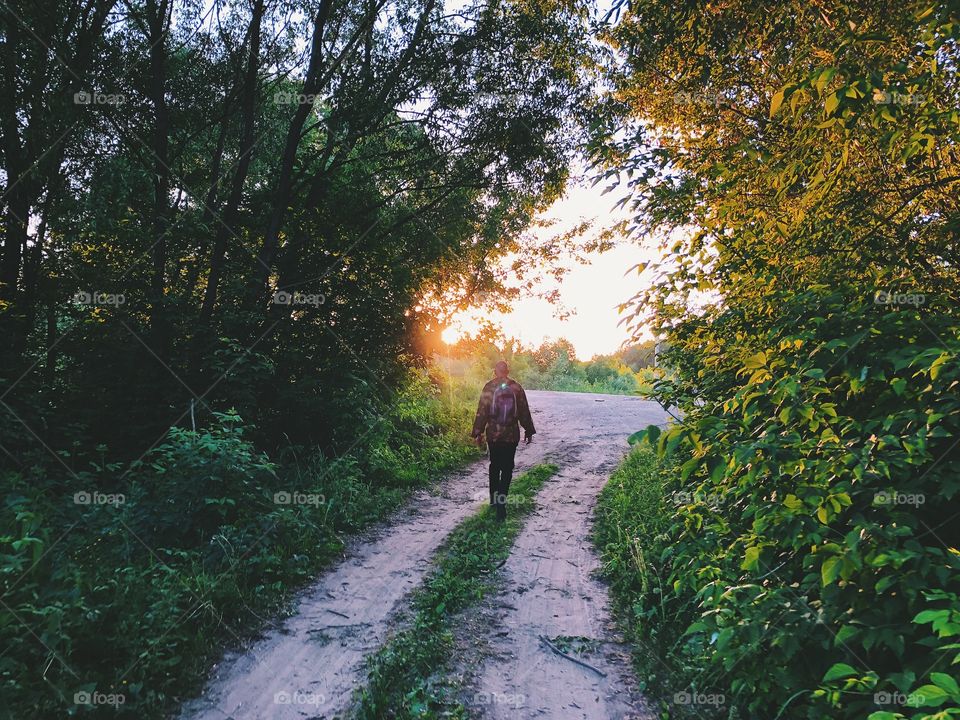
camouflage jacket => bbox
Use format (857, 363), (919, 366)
(471, 377), (535, 445)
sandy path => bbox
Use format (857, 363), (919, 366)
(462, 391), (665, 720)
(177, 390), (665, 720)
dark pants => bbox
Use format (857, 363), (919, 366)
(488, 442), (518, 519)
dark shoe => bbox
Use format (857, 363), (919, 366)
(495, 505), (507, 522)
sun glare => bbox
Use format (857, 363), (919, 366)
(440, 326), (462, 345)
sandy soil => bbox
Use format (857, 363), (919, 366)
(177, 390), (666, 720)
(459, 391), (665, 720)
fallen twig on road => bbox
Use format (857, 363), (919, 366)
(538, 634), (607, 677)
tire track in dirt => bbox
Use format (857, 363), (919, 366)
(458, 391), (665, 720)
(177, 390), (590, 719)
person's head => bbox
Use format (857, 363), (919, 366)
(494, 360), (509, 379)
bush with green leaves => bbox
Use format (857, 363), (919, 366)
(0, 371), (477, 719)
(599, 291), (960, 719)
(594, 1), (960, 717)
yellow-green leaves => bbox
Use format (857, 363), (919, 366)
(814, 67), (838, 94)
(821, 556), (842, 586)
(816, 493), (852, 524)
(783, 494), (803, 510)
(743, 351), (767, 370)
(825, 92), (841, 116)
(770, 88), (786, 118)
(742, 545), (761, 572)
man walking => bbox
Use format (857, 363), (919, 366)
(472, 360), (535, 521)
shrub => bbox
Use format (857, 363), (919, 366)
(0, 371), (478, 718)
(608, 291), (960, 719)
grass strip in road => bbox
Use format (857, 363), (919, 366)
(353, 462), (559, 719)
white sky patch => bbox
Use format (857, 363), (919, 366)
(443, 174), (661, 360)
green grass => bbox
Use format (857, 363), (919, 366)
(592, 442), (699, 717)
(353, 463), (558, 719)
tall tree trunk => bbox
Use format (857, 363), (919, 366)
(0, 191), (30, 361)
(0, 0), (116, 368)
(146, 0), (172, 362)
(0, 13), (31, 363)
(199, 0), (265, 323)
(247, 0), (334, 302)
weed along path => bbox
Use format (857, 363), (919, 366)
(178, 391), (666, 719)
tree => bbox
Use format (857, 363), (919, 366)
(0, 0), (599, 456)
(595, 1), (960, 718)
(533, 337), (577, 371)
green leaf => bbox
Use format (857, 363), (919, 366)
(914, 609), (948, 625)
(823, 662), (857, 682)
(628, 424), (661, 446)
(821, 556), (842, 586)
(815, 67), (837, 93)
(930, 672), (960, 695)
(645, 424), (662, 444)
(835, 625), (858, 645)
(742, 546), (761, 572)
(910, 684), (950, 706)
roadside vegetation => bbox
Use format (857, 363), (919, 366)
(354, 464), (558, 719)
(594, 442), (702, 716)
(595, 1), (960, 718)
(1, 371), (478, 719)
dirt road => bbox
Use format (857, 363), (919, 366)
(178, 390), (667, 719)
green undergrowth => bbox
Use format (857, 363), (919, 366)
(0, 371), (480, 719)
(353, 463), (559, 719)
(593, 441), (691, 716)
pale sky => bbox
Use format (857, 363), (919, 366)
(442, 177), (659, 360)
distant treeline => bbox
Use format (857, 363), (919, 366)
(438, 338), (657, 396)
